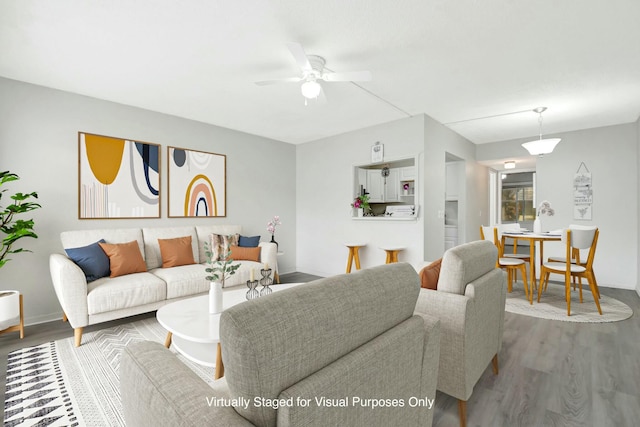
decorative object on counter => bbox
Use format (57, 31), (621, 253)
(534, 200), (555, 233)
(267, 215), (281, 248)
(351, 194), (370, 217)
(0, 171), (41, 269)
(204, 243), (240, 313)
(371, 141), (384, 163)
(403, 182), (410, 195)
(259, 268), (273, 296)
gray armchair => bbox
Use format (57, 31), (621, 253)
(414, 240), (506, 427)
(121, 263), (441, 427)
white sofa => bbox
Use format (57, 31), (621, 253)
(49, 225), (277, 346)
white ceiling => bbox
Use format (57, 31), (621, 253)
(1, 0), (639, 148)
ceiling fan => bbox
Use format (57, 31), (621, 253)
(255, 42), (372, 104)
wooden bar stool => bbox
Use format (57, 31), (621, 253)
(381, 247), (405, 264)
(345, 243), (366, 273)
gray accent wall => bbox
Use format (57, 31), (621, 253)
(0, 77), (296, 325)
(478, 123), (639, 290)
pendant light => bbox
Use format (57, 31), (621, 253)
(521, 107), (561, 156)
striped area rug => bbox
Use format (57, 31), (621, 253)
(505, 282), (633, 323)
(4, 318), (215, 426)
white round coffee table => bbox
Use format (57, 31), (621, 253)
(157, 283), (301, 379)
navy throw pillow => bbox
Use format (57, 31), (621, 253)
(65, 239), (110, 282)
(238, 235), (260, 247)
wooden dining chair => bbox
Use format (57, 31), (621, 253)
(546, 224), (600, 299)
(538, 227), (601, 316)
(480, 226), (529, 301)
(498, 223), (531, 263)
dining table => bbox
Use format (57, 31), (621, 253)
(501, 230), (562, 303)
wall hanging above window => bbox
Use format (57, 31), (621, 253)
(78, 132), (160, 219)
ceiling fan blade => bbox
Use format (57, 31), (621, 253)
(316, 85), (328, 104)
(255, 77), (302, 86)
(322, 70), (372, 82)
(286, 42), (313, 72)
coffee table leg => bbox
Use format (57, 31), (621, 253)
(164, 332), (172, 348)
(215, 343), (224, 379)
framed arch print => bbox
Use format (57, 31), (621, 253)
(167, 146), (227, 217)
(78, 132), (160, 219)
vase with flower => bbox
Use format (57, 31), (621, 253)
(534, 200), (554, 233)
(351, 194), (370, 217)
(403, 183), (410, 196)
(267, 215), (281, 249)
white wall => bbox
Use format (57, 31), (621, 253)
(423, 116), (489, 261)
(0, 77), (296, 324)
(478, 123), (638, 290)
(296, 116), (425, 276)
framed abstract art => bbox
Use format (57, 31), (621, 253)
(168, 146), (227, 217)
(78, 132), (160, 219)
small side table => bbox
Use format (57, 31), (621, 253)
(345, 243), (366, 273)
(381, 247), (405, 264)
(0, 291), (24, 339)
(274, 251), (284, 284)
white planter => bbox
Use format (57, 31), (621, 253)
(533, 217), (542, 234)
(0, 290), (20, 330)
(209, 281), (223, 314)
(357, 208), (364, 217)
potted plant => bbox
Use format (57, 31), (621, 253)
(204, 242), (240, 313)
(1, 171), (41, 336)
(351, 194), (370, 217)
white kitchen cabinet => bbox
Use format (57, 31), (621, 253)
(446, 162), (461, 201)
(400, 166), (415, 181)
(366, 168), (400, 202)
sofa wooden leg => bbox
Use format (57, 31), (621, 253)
(458, 400), (467, 427)
(492, 354), (499, 375)
(74, 327), (83, 347)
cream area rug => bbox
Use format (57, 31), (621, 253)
(505, 282), (633, 323)
(4, 317), (215, 427)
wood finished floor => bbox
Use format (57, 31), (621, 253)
(2, 273), (639, 426)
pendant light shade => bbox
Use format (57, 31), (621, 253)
(522, 107), (561, 156)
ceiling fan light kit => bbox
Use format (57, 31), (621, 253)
(522, 107), (561, 156)
(255, 42), (372, 104)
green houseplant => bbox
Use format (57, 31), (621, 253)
(0, 171), (41, 269)
(204, 241), (241, 314)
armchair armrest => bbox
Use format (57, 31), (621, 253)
(121, 341), (254, 427)
(258, 242), (278, 273)
(49, 253), (89, 328)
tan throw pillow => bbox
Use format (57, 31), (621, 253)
(99, 240), (147, 278)
(210, 233), (240, 261)
(419, 258), (442, 290)
(158, 236), (196, 268)
(229, 245), (260, 262)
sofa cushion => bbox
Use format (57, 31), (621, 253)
(99, 241), (148, 278)
(229, 245), (260, 262)
(87, 272), (166, 315)
(238, 235), (260, 247)
(437, 240), (498, 295)
(419, 258), (442, 290)
(65, 239), (110, 282)
(150, 264), (208, 299)
(195, 225), (242, 263)
(61, 228), (145, 260)
(209, 233), (239, 261)
(158, 236), (196, 268)
(142, 227), (198, 270)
